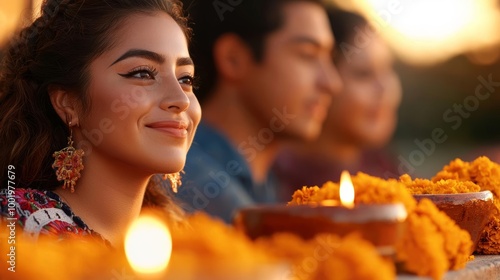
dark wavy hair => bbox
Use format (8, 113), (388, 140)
(326, 8), (369, 63)
(0, 0), (189, 216)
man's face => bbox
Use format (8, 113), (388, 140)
(240, 2), (342, 141)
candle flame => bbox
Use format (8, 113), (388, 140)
(125, 215), (172, 274)
(340, 171), (355, 208)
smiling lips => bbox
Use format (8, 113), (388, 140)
(147, 121), (188, 138)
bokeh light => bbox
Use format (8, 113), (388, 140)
(329, 0), (500, 65)
(125, 215), (172, 275)
(0, 2), (28, 46)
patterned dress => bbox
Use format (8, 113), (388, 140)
(0, 188), (108, 244)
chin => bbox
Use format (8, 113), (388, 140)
(294, 126), (322, 142)
(363, 135), (392, 149)
(304, 130), (322, 141)
(152, 152), (187, 173)
(304, 121), (324, 140)
(164, 159), (186, 173)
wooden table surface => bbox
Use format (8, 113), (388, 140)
(397, 255), (500, 280)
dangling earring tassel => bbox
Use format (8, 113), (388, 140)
(52, 121), (84, 192)
(163, 172), (182, 193)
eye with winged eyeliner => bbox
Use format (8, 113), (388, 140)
(111, 49), (196, 83)
(118, 66), (159, 79)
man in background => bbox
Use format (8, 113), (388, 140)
(174, 0), (342, 222)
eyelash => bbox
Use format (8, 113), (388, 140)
(119, 67), (198, 90)
(179, 75), (201, 92)
(119, 66), (158, 80)
(178, 75), (194, 86)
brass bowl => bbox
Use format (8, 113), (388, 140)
(413, 190), (495, 252)
(234, 204), (407, 257)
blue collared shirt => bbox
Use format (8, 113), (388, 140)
(173, 121), (278, 223)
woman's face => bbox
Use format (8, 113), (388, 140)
(326, 33), (401, 148)
(75, 12), (201, 175)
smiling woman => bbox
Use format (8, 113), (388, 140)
(0, 0), (201, 246)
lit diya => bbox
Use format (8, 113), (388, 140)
(234, 171), (407, 256)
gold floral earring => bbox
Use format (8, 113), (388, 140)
(52, 117), (85, 193)
(163, 172), (183, 193)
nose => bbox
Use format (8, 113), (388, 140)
(374, 79), (385, 97)
(374, 74), (392, 101)
(376, 73), (403, 107)
(159, 78), (190, 113)
(318, 60), (343, 97)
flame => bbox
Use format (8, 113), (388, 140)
(125, 215), (172, 274)
(340, 171), (355, 208)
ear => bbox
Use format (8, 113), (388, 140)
(213, 34), (254, 81)
(48, 85), (81, 126)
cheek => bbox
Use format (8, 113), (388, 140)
(84, 84), (123, 129)
(267, 56), (313, 96)
(188, 95), (202, 126)
(387, 79), (403, 107)
(336, 97), (375, 137)
(246, 69), (291, 115)
(338, 86), (373, 116)
(81, 82), (156, 148)
(89, 84), (150, 126)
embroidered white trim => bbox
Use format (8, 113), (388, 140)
(23, 208), (75, 239)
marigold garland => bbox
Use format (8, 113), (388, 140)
(255, 232), (395, 280)
(400, 174), (481, 194)
(289, 173), (416, 212)
(397, 199), (472, 279)
(288, 172), (473, 280)
(172, 212), (394, 280)
(0, 233), (122, 279)
(169, 212), (274, 274)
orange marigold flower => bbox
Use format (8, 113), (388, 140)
(397, 199), (472, 280)
(288, 186), (321, 206)
(255, 233), (395, 280)
(288, 172), (473, 279)
(401, 174), (481, 194)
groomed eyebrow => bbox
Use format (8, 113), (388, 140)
(109, 49), (166, 67)
(177, 57), (194, 67)
(288, 35), (335, 51)
(288, 36), (322, 47)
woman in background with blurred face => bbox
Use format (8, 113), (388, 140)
(329, 29), (401, 153)
(274, 8), (402, 200)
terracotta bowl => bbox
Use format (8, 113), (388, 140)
(413, 190), (495, 252)
(234, 204), (407, 257)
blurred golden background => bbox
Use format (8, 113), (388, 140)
(331, 0), (500, 176)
